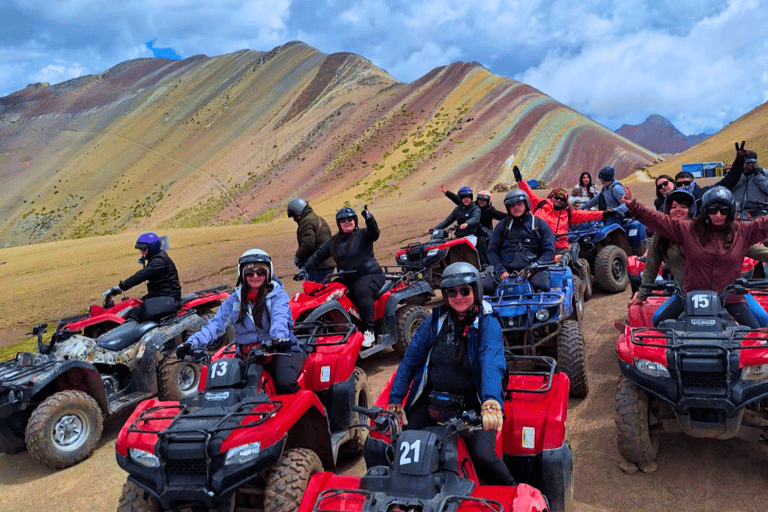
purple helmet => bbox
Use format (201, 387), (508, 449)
(135, 232), (162, 255)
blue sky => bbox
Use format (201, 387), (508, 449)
(1, 0), (766, 134)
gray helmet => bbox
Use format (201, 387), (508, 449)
(504, 189), (530, 211)
(440, 262), (482, 303)
(287, 198), (308, 220)
(700, 186), (735, 223)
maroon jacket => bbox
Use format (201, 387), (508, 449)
(628, 200), (768, 303)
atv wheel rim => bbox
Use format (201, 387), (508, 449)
(52, 412), (88, 451)
(177, 364), (197, 392)
(612, 258), (626, 281)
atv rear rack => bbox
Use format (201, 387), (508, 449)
(310, 488), (503, 512)
(127, 397), (282, 436)
(504, 354), (557, 395)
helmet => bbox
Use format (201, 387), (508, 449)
(238, 249), (273, 284)
(476, 190), (491, 203)
(597, 166), (615, 181)
(458, 186), (473, 200)
(440, 262), (482, 304)
(135, 232), (162, 256)
(287, 197), (308, 220)
(700, 186), (735, 223)
(746, 150), (758, 165)
(663, 188), (697, 217)
(504, 189), (530, 211)
(336, 206), (358, 230)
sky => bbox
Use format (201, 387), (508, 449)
(1, 0), (766, 135)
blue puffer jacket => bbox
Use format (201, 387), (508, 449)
(388, 304), (506, 410)
(187, 279), (299, 351)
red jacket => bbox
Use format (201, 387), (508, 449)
(518, 179), (604, 249)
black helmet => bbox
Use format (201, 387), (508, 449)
(458, 186), (473, 200)
(440, 262), (482, 304)
(700, 186), (735, 223)
(663, 188), (697, 217)
(336, 206), (358, 230)
(476, 190), (491, 204)
(504, 189), (530, 211)
(287, 198), (308, 220)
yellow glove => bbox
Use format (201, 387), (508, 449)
(388, 403), (408, 427)
(481, 400), (503, 431)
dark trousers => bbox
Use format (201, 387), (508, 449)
(653, 295), (761, 328)
(307, 267), (335, 284)
(265, 350), (306, 394)
(476, 232), (491, 266)
(344, 273), (386, 331)
(406, 399), (516, 486)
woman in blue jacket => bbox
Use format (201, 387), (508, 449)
(388, 262), (515, 485)
(180, 249), (305, 394)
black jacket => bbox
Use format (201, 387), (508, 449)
(306, 214), (383, 280)
(445, 190), (507, 232)
(119, 250), (181, 301)
(488, 214), (555, 272)
(435, 202), (481, 238)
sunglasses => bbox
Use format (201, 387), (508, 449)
(444, 286), (473, 298)
(244, 268), (268, 278)
(339, 218), (355, 224)
(706, 205), (731, 215)
(676, 180), (692, 187)
(656, 180), (671, 191)
(553, 194), (567, 201)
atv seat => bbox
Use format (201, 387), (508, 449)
(96, 320), (158, 351)
(179, 293), (198, 305)
(375, 280), (394, 300)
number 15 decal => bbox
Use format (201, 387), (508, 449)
(399, 439), (422, 465)
(692, 294), (709, 309)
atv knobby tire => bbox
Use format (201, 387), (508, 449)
(339, 366), (372, 458)
(25, 390), (103, 469)
(394, 304), (428, 356)
(571, 275), (584, 321)
(116, 479), (160, 512)
(556, 320), (589, 398)
(579, 258), (593, 300)
(595, 245), (629, 293)
(158, 353), (201, 401)
(264, 448), (323, 512)
(615, 375), (658, 465)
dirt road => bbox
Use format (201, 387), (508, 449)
(2, 285), (766, 511)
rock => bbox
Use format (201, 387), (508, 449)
(619, 461), (639, 474)
(638, 461), (658, 473)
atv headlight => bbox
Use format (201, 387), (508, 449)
(741, 364), (768, 381)
(634, 358), (670, 378)
(534, 309), (550, 322)
(224, 442), (261, 466)
(426, 249), (439, 258)
(129, 448), (160, 468)
(398, 254), (408, 263)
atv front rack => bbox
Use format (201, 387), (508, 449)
(629, 326), (768, 351)
(310, 488), (503, 512)
(127, 397), (282, 436)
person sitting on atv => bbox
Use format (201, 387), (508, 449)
(287, 197), (335, 283)
(428, 185), (481, 245)
(302, 206), (384, 348)
(387, 262), (516, 486)
(571, 171), (598, 209)
(103, 232), (182, 321)
(488, 189), (555, 291)
(621, 143), (768, 327)
(578, 166), (629, 225)
(178, 249), (305, 394)
(440, 185), (506, 265)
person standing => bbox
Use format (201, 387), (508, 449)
(287, 197), (335, 283)
(579, 166), (629, 222)
(731, 150), (768, 217)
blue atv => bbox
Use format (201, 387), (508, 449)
(485, 262), (588, 397)
(568, 215), (647, 294)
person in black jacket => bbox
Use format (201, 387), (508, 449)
(488, 189), (555, 292)
(429, 186), (481, 240)
(103, 232), (182, 321)
(440, 186), (507, 265)
(303, 206), (385, 347)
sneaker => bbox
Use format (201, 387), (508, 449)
(362, 330), (375, 348)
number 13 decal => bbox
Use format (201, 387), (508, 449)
(210, 361), (228, 377)
(399, 439), (422, 465)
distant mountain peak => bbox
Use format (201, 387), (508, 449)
(615, 113), (707, 155)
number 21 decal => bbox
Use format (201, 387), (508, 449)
(399, 439), (422, 465)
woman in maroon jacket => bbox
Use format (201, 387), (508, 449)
(620, 144), (768, 327)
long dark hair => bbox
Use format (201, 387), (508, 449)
(658, 194), (695, 254)
(579, 172), (592, 187)
(692, 215), (735, 249)
(237, 276), (268, 328)
(330, 226), (357, 262)
(654, 174), (675, 200)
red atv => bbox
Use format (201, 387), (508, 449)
(615, 279), (768, 468)
(115, 322), (372, 512)
(395, 227), (481, 290)
(290, 269), (434, 358)
(0, 286), (232, 469)
(298, 355), (573, 512)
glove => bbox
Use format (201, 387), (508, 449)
(361, 204), (370, 220)
(602, 210), (619, 219)
(512, 165), (523, 183)
(388, 403), (408, 427)
(272, 337), (292, 352)
(176, 342), (192, 360)
(481, 400), (503, 431)
(102, 286), (122, 298)
(735, 140), (747, 159)
(293, 268), (307, 281)
(293, 255), (304, 269)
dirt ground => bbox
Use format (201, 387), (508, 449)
(2, 179), (766, 511)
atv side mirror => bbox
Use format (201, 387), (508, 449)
(160, 235), (170, 251)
